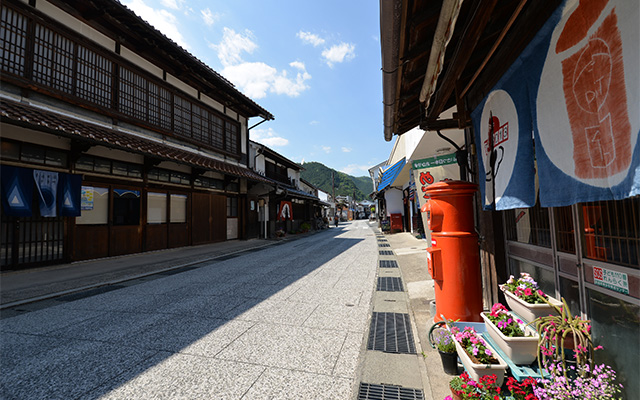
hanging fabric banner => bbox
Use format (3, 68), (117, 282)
(58, 173), (82, 216)
(531, 0), (640, 205)
(33, 169), (59, 217)
(277, 200), (293, 221)
(471, 52), (536, 210)
(0, 165), (33, 217)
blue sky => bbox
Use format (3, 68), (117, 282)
(122, 0), (395, 177)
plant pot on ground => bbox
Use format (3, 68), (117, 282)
(481, 303), (539, 365)
(429, 325), (458, 375)
(450, 326), (508, 386)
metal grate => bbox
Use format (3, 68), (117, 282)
(377, 277), (404, 292)
(379, 260), (398, 268)
(378, 243), (391, 248)
(367, 312), (416, 354)
(358, 383), (424, 400)
(379, 250), (394, 256)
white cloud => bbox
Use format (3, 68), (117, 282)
(341, 164), (370, 175)
(341, 147), (352, 153)
(322, 42), (356, 67)
(123, 0), (188, 49)
(251, 128), (289, 147)
(212, 30), (311, 99)
(297, 31), (326, 47)
(160, 0), (181, 10)
(322, 146), (332, 153)
(212, 27), (257, 67)
(309, 120), (319, 125)
(201, 8), (219, 26)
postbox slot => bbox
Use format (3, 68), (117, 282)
(426, 247), (442, 281)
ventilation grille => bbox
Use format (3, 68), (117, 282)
(358, 383), (424, 400)
(367, 312), (416, 354)
(379, 250), (394, 256)
(377, 277), (404, 292)
(379, 260), (398, 268)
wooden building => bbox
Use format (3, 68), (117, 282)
(0, 0), (273, 269)
(380, 0), (639, 396)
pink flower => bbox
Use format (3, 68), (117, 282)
(524, 288), (533, 296)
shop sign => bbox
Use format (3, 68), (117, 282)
(593, 266), (629, 295)
(81, 186), (94, 210)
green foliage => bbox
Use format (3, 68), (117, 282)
(300, 161), (372, 201)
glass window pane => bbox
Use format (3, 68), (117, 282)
(554, 206), (575, 254)
(45, 148), (67, 167)
(112, 161), (128, 176)
(128, 164), (142, 178)
(1, 141), (20, 160)
(21, 144), (45, 164)
(170, 194), (187, 223)
(587, 288), (639, 400)
(147, 192), (167, 223)
(94, 158), (111, 173)
(558, 276), (580, 316)
(76, 186), (108, 225)
(509, 258), (556, 297)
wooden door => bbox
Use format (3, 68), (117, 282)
(212, 194), (226, 242)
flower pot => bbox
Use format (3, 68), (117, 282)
(453, 334), (508, 386)
(449, 387), (463, 400)
(480, 312), (539, 365)
(502, 288), (562, 323)
(438, 350), (458, 375)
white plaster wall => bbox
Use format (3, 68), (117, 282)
(384, 188), (404, 216)
(120, 47), (163, 78)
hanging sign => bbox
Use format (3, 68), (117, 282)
(33, 169), (59, 217)
(58, 173), (82, 216)
(412, 153), (459, 211)
(278, 200), (293, 221)
(81, 186), (94, 210)
(0, 165), (33, 217)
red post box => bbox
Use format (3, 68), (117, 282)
(424, 181), (482, 322)
(390, 213), (403, 231)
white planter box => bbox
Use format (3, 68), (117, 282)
(481, 312), (539, 365)
(453, 333), (508, 386)
(502, 288), (562, 323)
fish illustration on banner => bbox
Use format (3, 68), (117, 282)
(533, 0), (639, 204)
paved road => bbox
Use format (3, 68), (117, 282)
(1, 221), (379, 399)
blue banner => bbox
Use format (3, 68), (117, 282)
(1, 165), (33, 217)
(33, 169), (59, 217)
(58, 173), (82, 216)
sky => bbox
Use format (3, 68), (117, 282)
(121, 0), (395, 177)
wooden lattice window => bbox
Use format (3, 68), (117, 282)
(119, 66), (147, 121)
(0, 5), (28, 77)
(504, 201), (551, 248)
(33, 24), (74, 94)
(225, 121), (239, 154)
(76, 45), (112, 108)
(211, 114), (224, 149)
(191, 103), (208, 143)
(149, 81), (172, 131)
(173, 94), (192, 138)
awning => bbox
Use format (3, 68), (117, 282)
(0, 99), (272, 185)
(377, 158), (406, 191)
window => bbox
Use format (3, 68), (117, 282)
(194, 176), (224, 190)
(170, 194), (187, 223)
(581, 198), (639, 269)
(225, 121), (238, 154)
(76, 45), (112, 108)
(0, 6), (28, 77)
(227, 197), (238, 217)
(147, 192), (167, 223)
(113, 189), (140, 226)
(504, 202), (551, 248)
(76, 155), (140, 177)
(119, 67), (148, 121)
(76, 186), (108, 225)
(509, 258), (555, 297)
(1, 140), (68, 167)
(33, 24), (74, 94)
(554, 206), (575, 254)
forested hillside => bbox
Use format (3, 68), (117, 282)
(300, 162), (373, 201)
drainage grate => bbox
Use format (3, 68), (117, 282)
(379, 250), (394, 256)
(377, 277), (404, 292)
(57, 285), (126, 302)
(378, 243), (390, 247)
(358, 383), (424, 400)
(379, 260), (398, 268)
(367, 312), (416, 354)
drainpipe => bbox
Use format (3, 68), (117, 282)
(381, 0), (403, 142)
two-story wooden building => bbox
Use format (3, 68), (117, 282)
(0, 0), (274, 269)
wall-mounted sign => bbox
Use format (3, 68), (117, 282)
(593, 266), (629, 295)
(81, 186), (94, 210)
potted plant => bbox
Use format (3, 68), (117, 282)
(532, 296), (595, 376)
(505, 376), (539, 400)
(448, 372), (502, 400)
(500, 272), (562, 323)
(480, 303), (539, 364)
(533, 361), (623, 399)
(450, 326), (508, 385)
(431, 326), (458, 375)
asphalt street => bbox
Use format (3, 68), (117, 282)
(1, 220), (380, 399)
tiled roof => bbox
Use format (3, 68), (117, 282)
(0, 99), (272, 184)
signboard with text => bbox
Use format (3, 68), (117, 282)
(593, 266), (629, 295)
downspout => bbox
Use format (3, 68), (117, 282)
(381, 0), (403, 142)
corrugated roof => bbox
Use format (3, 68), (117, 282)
(377, 157), (406, 191)
(0, 99), (272, 184)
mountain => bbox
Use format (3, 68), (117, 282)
(300, 162), (373, 201)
